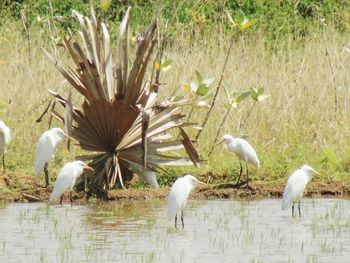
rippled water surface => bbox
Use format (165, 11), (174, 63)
(0, 198), (350, 262)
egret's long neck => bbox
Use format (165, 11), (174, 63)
(226, 140), (237, 151)
(74, 168), (85, 180)
(306, 173), (313, 183)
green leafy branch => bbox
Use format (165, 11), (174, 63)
(195, 9), (257, 141)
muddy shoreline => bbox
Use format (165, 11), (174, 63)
(1, 172), (349, 203)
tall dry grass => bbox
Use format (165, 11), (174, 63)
(162, 30), (350, 182)
(0, 21), (349, 184)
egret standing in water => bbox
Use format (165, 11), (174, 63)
(167, 174), (206, 229)
(222, 134), (260, 187)
(50, 160), (93, 206)
(34, 127), (65, 188)
(282, 164), (321, 217)
(0, 121), (10, 172)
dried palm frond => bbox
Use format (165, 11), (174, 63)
(42, 6), (200, 198)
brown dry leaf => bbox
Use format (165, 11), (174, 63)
(179, 127), (200, 167)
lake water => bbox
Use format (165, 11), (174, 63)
(0, 198), (350, 262)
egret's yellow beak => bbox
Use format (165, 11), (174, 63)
(314, 170), (321, 176)
(196, 180), (206, 185)
(62, 133), (75, 141)
(84, 165), (94, 172)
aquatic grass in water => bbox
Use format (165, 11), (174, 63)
(0, 199), (350, 262)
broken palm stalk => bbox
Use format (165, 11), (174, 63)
(42, 6), (200, 199)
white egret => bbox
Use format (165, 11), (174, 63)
(130, 163), (159, 188)
(50, 160), (94, 205)
(282, 164), (321, 217)
(167, 174), (206, 229)
(34, 127), (65, 188)
(0, 120), (10, 172)
(222, 134), (260, 187)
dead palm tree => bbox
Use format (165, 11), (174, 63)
(42, 6), (200, 199)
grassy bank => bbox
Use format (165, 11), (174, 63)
(0, 3), (350, 195)
(1, 170), (350, 203)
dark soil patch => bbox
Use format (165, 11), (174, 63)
(0, 171), (349, 203)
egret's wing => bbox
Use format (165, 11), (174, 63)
(167, 191), (180, 221)
(49, 164), (75, 201)
(34, 134), (54, 176)
(0, 129), (5, 154)
(0, 122), (10, 154)
(167, 178), (191, 221)
(168, 178), (187, 221)
(282, 182), (293, 210)
(239, 139), (259, 168)
(282, 170), (308, 210)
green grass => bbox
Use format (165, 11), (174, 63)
(1, 0), (349, 41)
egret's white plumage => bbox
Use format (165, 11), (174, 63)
(222, 134), (259, 186)
(167, 174), (205, 229)
(0, 121), (10, 172)
(282, 164), (321, 216)
(34, 128), (65, 176)
(130, 164), (159, 188)
(50, 160), (93, 205)
(0, 121), (10, 154)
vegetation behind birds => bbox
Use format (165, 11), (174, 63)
(0, 0), (349, 197)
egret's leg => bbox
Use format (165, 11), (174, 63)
(60, 195), (63, 205)
(236, 161), (243, 185)
(181, 210), (184, 230)
(292, 203), (295, 217)
(70, 191), (73, 206)
(44, 162), (49, 189)
(84, 173), (88, 192)
(2, 154), (5, 173)
(175, 214), (178, 229)
(298, 201), (301, 217)
(245, 161), (249, 186)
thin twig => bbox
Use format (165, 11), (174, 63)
(48, 101), (56, 129)
(36, 98), (53, 123)
(154, 0), (175, 92)
(20, 8), (31, 57)
(186, 107), (194, 121)
(208, 102), (234, 157)
(195, 36), (234, 141)
(238, 102), (256, 133)
(343, 59), (349, 114)
(322, 26), (338, 113)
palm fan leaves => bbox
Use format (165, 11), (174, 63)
(42, 6), (200, 198)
